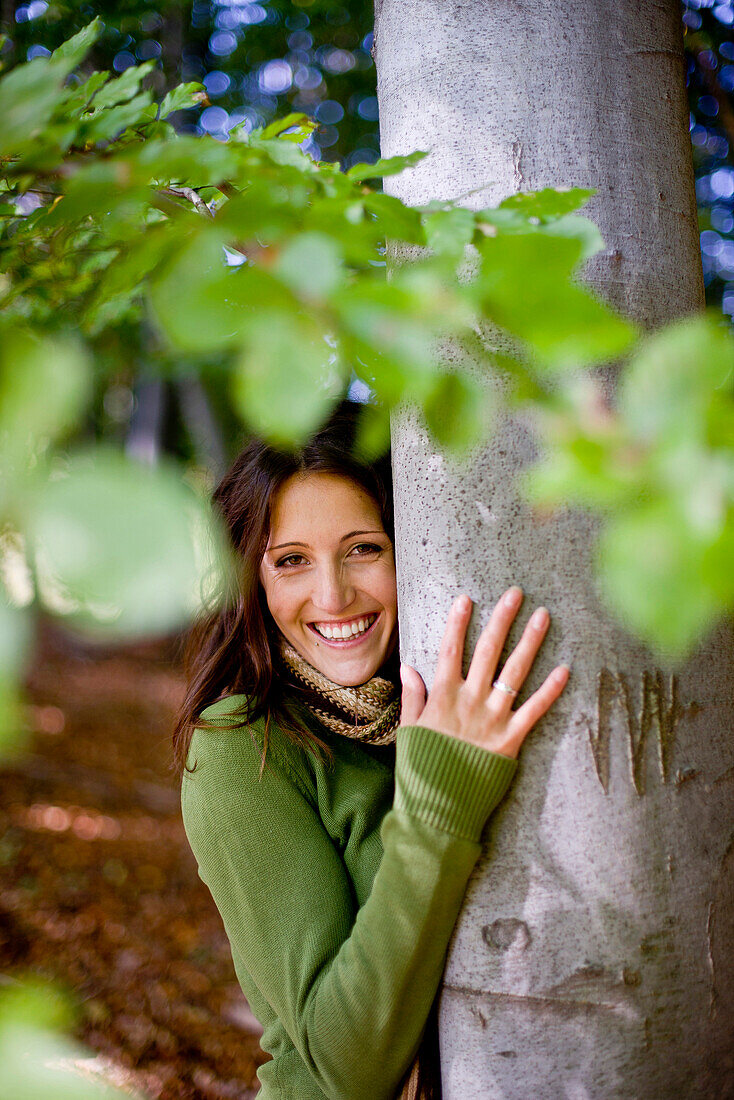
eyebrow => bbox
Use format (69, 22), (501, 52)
(268, 530), (386, 553)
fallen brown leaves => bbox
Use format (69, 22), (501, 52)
(0, 621), (267, 1100)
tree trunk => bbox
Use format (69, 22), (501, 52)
(374, 2), (734, 1097)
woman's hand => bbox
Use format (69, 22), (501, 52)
(399, 587), (569, 759)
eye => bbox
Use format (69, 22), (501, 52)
(349, 542), (383, 557)
(275, 553), (308, 568)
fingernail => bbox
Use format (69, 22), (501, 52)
(555, 665), (570, 681)
(531, 607), (549, 629)
(504, 586), (522, 608)
(458, 594), (472, 611)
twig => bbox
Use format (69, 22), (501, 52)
(160, 185), (215, 218)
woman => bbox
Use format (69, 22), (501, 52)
(174, 400), (569, 1100)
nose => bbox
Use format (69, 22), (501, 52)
(313, 562), (355, 616)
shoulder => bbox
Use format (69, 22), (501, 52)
(184, 694), (314, 803)
(198, 693), (256, 729)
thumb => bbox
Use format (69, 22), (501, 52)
(399, 663), (426, 727)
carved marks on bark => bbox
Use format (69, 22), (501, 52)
(589, 669), (697, 795)
(708, 834), (734, 1024)
(511, 139), (525, 190)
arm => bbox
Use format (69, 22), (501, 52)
(182, 720), (516, 1100)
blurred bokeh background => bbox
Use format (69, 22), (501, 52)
(0, 3), (732, 1098)
(2, 0), (732, 472)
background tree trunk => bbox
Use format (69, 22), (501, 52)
(374, 1), (734, 1096)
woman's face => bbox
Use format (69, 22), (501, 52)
(259, 472), (398, 686)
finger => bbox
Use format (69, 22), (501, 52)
(399, 663), (427, 726)
(507, 664), (570, 744)
(463, 586), (523, 697)
(433, 595), (473, 688)
(486, 606), (550, 713)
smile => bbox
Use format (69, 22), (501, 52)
(307, 613), (379, 645)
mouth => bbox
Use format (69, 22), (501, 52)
(307, 612), (380, 647)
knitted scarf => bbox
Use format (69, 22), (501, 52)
(275, 634), (435, 1100)
(276, 636), (401, 745)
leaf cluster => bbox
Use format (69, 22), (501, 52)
(0, 20), (732, 712)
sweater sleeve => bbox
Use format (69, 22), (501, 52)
(181, 721), (516, 1100)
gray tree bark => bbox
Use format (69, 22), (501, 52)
(374, 2), (734, 1097)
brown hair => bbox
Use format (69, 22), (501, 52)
(172, 399), (394, 775)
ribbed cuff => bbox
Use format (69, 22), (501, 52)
(394, 725), (517, 842)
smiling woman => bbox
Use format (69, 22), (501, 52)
(173, 399), (568, 1100)
(259, 473), (398, 687)
(172, 399), (401, 773)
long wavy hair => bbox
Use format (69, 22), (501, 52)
(173, 399), (442, 1099)
(172, 399), (394, 776)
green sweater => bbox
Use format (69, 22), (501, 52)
(181, 695), (517, 1100)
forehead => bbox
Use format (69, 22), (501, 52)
(268, 473), (383, 541)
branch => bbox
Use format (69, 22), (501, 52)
(159, 185), (215, 218)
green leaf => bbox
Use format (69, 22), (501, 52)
(232, 313), (343, 446)
(273, 232), (344, 298)
(66, 70), (110, 115)
(542, 214), (605, 262)
(346, 151), (429, 183)
(498, 187), (595, 220)
(423, 207), (476, 259)
(597, 501), (734, 662)
(133, 134), (240, 186)
(40, 161), (150, 230)
(334, 280), (438, 374)
(0, 979), (131, 1098)
(0, 329), (91, 490)
(28, 450), (228, 639)
(250, 135), (318, 171)
(149, 231), (295, 353)
(261, 112), (315, 139)
(361, 192), (424, 244)
(79, 91), (154, 144)
(159, 82), (207, 119)
(620, 313), (734, 445)
(477, 206), (604, 263)
(0, 594), (32, 759)
(422, 370), (493, 453)
(522, 431), (641, 510)
(91, 62), (155, 110)
(88, 227), (172, 316)
(0, 59), (67, 155)
(476, 232), (637, 369)
(50, 18), (103, 70)
(352, 400), (392, 463)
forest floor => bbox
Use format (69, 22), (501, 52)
(0, 622), (268, 1100)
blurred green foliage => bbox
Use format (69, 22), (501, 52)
(2, 0), (378, 167)
(0, 13), (731, 1087)
(0, 18), (731, 682)
(0, 979), (130, 1098)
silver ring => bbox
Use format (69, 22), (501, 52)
(492, 679), (518, 697)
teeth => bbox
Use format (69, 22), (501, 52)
(314, 614), (376, 640)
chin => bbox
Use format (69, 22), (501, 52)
(321, 657), (381, 687)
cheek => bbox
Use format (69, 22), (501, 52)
(370, 563), (398, 616)
(260, 575), (306, 626)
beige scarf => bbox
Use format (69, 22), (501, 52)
(276, 635), (429, 1099)
(277, 636), (401, 745)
